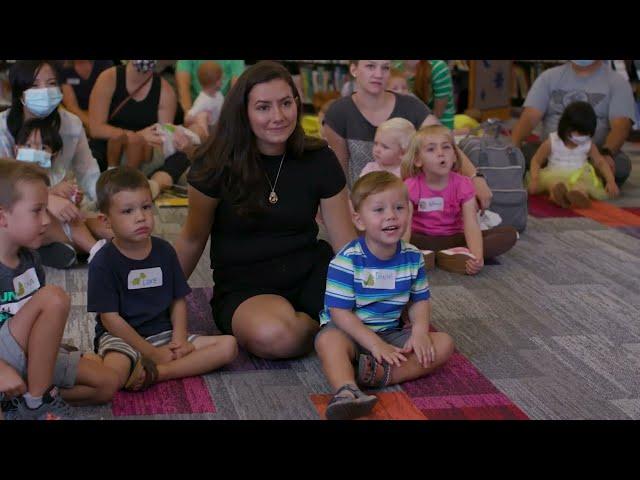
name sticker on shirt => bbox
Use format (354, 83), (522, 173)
(127, 267), (163, 290)
(362, 269), (396, 290)
(13, 268), (41, 300)
(418, 197), (444, 212)
(66, 78), (81, 85)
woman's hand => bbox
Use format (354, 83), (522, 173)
(173, 129), (194, 152)
(137, 125), (164, 148)
(50, 181), (76, 199)
(48, 194), (82, 223)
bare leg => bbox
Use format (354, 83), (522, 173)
(60, 355), (119, 405)
(155, 335), (237, 382)
(231, 295), (320, 359)
(69, 220), (98, 254)
(107, 135), (126, 169)
(124, 138), (153, 170)
(7, 285), (70, 397)
(42, 216), (74, 246)
(103, 351), (136, 390)
(315, 328), (358, 390)
(386, 332), (454, 385)
(85, 217), (114, 241)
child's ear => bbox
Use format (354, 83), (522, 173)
(352, 209), (366, 231)
(98, 212), (110, 230)
(0, 207), (7, 228)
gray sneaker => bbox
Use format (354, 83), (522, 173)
(4, 386), (74, 420)
(37, 242), (77, 269)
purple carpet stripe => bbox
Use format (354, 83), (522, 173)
(186, 288), (218, 335)
(112, 377), (216, 416)
(617, 226), (640, 240)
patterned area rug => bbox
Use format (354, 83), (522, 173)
(96, 287), (527, 420)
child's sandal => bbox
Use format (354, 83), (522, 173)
(124, 355), (158, 391)
(357, 354), (391, 388)
(325, 384), (378, 420)
(566, 189), (591, 208)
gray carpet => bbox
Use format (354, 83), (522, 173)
(53, 142), (640, 420)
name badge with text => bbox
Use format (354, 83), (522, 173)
(362, 269), (396, 289)
(418, 197), (444, 212)
(128, 267), (163, 290)
(13, 268), (41, 299)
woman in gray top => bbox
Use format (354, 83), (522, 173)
(323, 60), (493, 209)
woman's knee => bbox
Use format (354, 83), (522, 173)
(242, 318), (311, 358)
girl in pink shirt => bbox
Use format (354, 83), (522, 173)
(402, 125), (517, 275)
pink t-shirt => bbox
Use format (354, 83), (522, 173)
(359, 161), (402, 179)
(405, 172), (475, 236)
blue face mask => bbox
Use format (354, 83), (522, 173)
(571, 60), (596, 68)
(22, 87), (63, 117)
(16, 148), (52, 168)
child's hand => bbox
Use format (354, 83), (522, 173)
(465, 256), (484, 275)
(606, 181), (620, 198)
(168, 338), (195, 359)
(402, 328), (435, 368)
(0, 363), (27, 398)
(528, 178), (539, 195)
(48, 194), (82, 223)
(51, 180), (76, 199)
(151, 345), (177, 365)
(172, 129), (193, 152)
(370, 341), (407, 368)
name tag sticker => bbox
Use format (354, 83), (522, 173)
(418, 197), (444, 212)
(66, 78), (81, 85)
(128, 267), (163, 290)
(13, 268), (41, 299)
(362, 269), (396, 289)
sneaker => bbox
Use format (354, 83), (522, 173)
(420, 250), (436, 271)
(37, 242), (77, 269)
(436, 247), (476, 275)
(4, 386), (74, 420)
(87, 238), (108, 264)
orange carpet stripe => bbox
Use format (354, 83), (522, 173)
(311, 392), (427, 420)
(572, 200), (640, 227)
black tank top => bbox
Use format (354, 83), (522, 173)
(108, 65), (161, 131)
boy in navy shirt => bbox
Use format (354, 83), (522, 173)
(88, 167), (237, 392)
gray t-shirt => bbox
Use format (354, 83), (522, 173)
(524, 62), (636, 145)
(0, 249), (45, 328)
(324, 92), (431, 186)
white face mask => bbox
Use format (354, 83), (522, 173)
(16, 148), (52, 168)
(22, 87), (63, 118)
(570, 134), (591, 145)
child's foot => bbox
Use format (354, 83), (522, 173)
(421, 250), (435, 270)
(37, 242), (77, 269)
(4, 386), (73, 420)
(357, 354), (392, 388)
(325, 383), (378, 420)
(549, 183), (571, 208)
(436, 247), (476, 275)
(566, 189), (591, 208)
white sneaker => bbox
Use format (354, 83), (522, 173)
(87, 239), (108, 264)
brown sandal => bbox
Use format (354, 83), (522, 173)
(357, 354), (392, 388)
(325, 384), (378, 420)
(124, 356), (159, 391)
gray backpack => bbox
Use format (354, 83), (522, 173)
(459, 121), (528, 232)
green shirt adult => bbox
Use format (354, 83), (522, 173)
(175, 60), (245, 99)
(392, 60), (456, 129)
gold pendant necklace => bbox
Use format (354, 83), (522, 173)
(265, 152), (285, 205)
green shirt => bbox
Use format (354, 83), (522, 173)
(392, 60), (456, 129)
(175, 60), (245, 99)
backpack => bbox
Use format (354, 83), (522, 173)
(458, 121), (528, 232)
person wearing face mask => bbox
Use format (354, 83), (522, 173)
(512, 60), (636, 187)
(527, 101), (619, 209)
(89, 60), (194, 198)
(0, 60), (106, 269)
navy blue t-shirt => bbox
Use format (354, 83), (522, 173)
(87, 236), (192, 348)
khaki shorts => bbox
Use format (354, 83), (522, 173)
(317, 321), (412, 361)
(0, 321), (80, 400)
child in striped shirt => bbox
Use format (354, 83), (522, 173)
(315, 171), (454, 420)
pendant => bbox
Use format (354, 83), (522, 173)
(269, 191), (278, 204)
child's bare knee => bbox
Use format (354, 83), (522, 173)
(39, 285), (70, 312)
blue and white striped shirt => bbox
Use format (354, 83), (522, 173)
(320, 237), (429, 332)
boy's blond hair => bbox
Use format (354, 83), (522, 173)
(0, 158), (50, 209)
(376, 117), (416, 151)
(351, 171), (407, 212)
(96, 166), (151, 214)
(197, 61), (223, 89)
(401, 124), (461, 179)
(389, 68), (406, 81)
